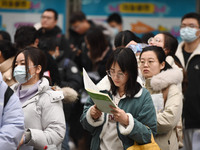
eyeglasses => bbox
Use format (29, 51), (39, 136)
(180, 24), (199, 28)
(139, 60), (158, 66)
(106, 70), (126, 79)
(148, 37), (162, 44)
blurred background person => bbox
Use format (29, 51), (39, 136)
(0, 30), (11, 42)
(14, 25), (39, 50)
(83, 27), (112, 84)
(38, 36), (82, 150)
(106, 12), (123, 34)
(114, 30), (142, 48)
(141, 32), (155, 44)
(37, 8), (72, 59)
(0, 40), (18, 86)
(69, 11), (113, 63)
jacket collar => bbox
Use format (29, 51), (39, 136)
(13, 77), (51, 107)
(176, 42), (200, 69)
(134, 87), (143, 98)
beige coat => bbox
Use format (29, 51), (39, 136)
(0, 57), (16, 86)
(146, 68), (183, 150)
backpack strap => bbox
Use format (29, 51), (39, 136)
(4, 86), (14, 108)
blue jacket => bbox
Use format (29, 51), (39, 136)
(0, 72), (24, 150)
(80, 87), (157, 150)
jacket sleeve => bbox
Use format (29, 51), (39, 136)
(157, 84), (183, 134)
(0, 93), (24, 150)
(80, 97), (105, 133)
(60, 59), (83, 91)
(27, 93), (66, 149)
(121, 89), (157, 145)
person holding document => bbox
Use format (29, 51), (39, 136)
(80, 47), (157, 150)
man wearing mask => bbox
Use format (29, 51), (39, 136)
(106, 12), (123, 34)
(175, 12), (200, 150)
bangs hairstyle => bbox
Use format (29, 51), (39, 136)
(12, 46), (47, 80)
(140, 46), (172, 71)
(106, 47), (141, 98)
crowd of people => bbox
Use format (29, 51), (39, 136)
(0, 8), (200, 150)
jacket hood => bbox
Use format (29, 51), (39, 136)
(150, 68), (183, 92)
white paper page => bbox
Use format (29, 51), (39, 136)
(151, 93), (164, 112)
(83, 68), (99, 92)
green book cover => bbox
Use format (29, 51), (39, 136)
(86, 89), (117, 113)
(83, 68), (117, 113)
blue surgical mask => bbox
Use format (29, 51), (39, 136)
(180, 27), (199, 42)
(111, 27), (119, 36)
(13, 65), (35, 84)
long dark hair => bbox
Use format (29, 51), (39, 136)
(114, 30), (141, 48)
(106, 47), (141, 98)
(85, 27), (108, 61)
(161, 32), (178, 57)
(12, 46), (47, 80)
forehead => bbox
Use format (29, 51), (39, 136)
(111, 62), (121, 70)
(16, 53), (33, 64)
(141, 51), (157, 59)
(154, 33), (164, 40)
(182, 18), (199, 25)
(16, 53), (25, 60)
(109, 21), (120, 26)
(42, 11), (55, 17)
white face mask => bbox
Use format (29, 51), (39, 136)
(180, 27), (199, 42)
(111, 27), (119, 36)
(13, 65), (35, 84)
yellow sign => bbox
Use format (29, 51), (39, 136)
(0, 0), (31, 9)
(120, 3), (154, 14)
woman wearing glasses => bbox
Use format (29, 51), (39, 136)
(80, 47), (157, 150)
(139, 46), (183, 150)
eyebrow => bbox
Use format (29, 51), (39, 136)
(140, 57), (155, 60)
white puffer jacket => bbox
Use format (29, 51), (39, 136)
(12, 77), (66, 150)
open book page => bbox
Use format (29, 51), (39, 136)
(83, 68), (117, 113)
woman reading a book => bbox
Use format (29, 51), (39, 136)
(80, 47), (157, 150)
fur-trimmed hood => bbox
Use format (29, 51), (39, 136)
(150, 68), (183, 92)
(52, 86), (78, 103)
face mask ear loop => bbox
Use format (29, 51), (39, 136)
(28, 65), (36, 79)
